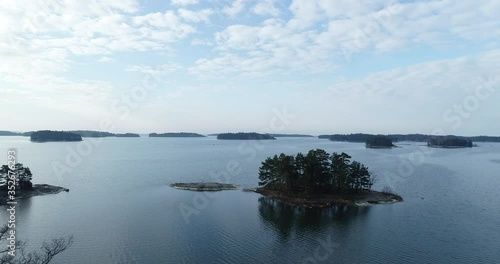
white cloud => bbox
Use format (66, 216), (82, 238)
(252, 0), (280, 16)
(223, 0), (248, 17)
(1, 0), (500, 133)
(191, 38), (213, 46)
(188, 0), (500, 78)
(126, 63), (182, 75)
(178, 8), (214, 23)
(98, 56), (115, 63)
(171, 0), (199, 6)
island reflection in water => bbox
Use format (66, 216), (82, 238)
(258, 196), (372, 239)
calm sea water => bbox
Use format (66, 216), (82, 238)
(1, 136), (499, 264)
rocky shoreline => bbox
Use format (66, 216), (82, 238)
(0, 184), (69, 205)
(169, 182), (402, 207)
(255, 189), (403, 208)
(170, 182), (239, 191)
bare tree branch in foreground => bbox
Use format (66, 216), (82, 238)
(0, 225), (73, 264)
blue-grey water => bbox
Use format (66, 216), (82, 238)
(1, 136), (500, 263)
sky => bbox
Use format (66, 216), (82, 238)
(0, 0), (499, 136)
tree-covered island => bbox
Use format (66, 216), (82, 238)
(217, 132), (276, 140)
(23, 130), (141, 139)
(149, 132), (206, 137)
(255, 149), (402, 207)
(365, 135), (396, 148)
(30, 130), (82, 142)
(428, 136), (473, 148)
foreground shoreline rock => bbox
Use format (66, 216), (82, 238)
(0, 184), (69, 205)
(170, 182), (239, 191)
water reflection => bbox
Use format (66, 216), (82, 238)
(258, 196), (371, 240)
(16, 195), (33, 219)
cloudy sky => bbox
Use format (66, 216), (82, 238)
(1, 0), (499, 135)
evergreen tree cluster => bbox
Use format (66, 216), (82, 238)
(0, 163), (33, 191)
(258, 149), (373, 195)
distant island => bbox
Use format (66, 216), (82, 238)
(2, 130), (141, 138)
(149, 132), (206, 137)
(365, 135), (396, 148)
(0, 163), (69, 205)
(428, 136), (473, 148)
(115, 133), (140, 137)
(322, 133), (424, 142)
(209, 133), (312, 138)
(68, 130), (140, 138)
(268, 134), (314, 138)
(320, 133), (500, 143)
(254, 149), (402, 207)
(217, 133), (276, 140)
(69, 130), (115, 137)
(30, 130), (82, 143)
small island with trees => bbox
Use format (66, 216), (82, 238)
(149, 132), (206, 138)
(254, 149), (402, 207)
(30, 130), (82, 143)
(217, 132), (276, 140)
(365, 135), (396, 148)
(0, 163), (69, 205)
(428, 136), (473, 148)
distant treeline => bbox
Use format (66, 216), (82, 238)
(217, 133), (276, 140)
(0, 131), (31, 136)
(115, 133), (140, 137)
(209, 133), (313, 138)
(149, 133), (206, 137)
(469, 136), (500, 142)
(320, 133), (500, 143)
(269, 134), (314, 138)
(69, 130), (116, 137)
(70, 131), (140, 138)
(0, 131), (22, 136)
(1, 130), (140, 138)
(428, 137), (473, 148)
(31, 130), (82, 142)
